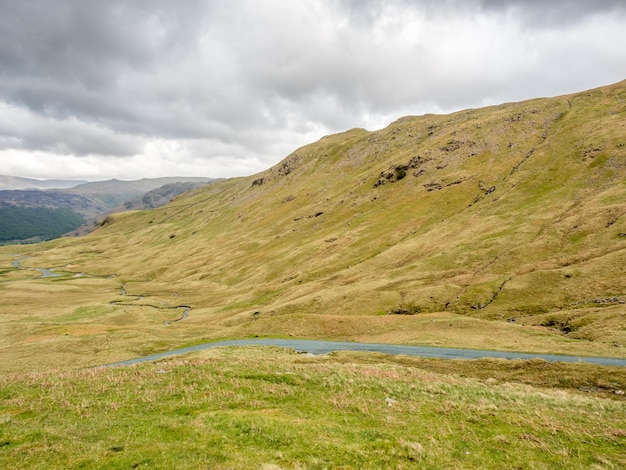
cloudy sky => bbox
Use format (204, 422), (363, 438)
(1, 0), (626, 181)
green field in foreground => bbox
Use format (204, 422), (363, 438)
(1, 81), (625, 468)
(1, 347), (625, 469)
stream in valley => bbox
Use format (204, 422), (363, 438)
(12, 257), (61, 278)
(10, 256), (191, 322)
(8, 256), (626, 369)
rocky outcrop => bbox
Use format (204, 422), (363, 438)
(374, 154), (435, 187)
(374, 164), (408, 187)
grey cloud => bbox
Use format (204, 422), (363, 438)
(0, 0), (209, 127)
(0, 103), (143, 156)
(337, 0), (626, 27)
(477, 0), (626, 27)
(0, 0), (625, 171)
(0, 0), (206, 83)
(242, 0), (626, 115)
(478, 0), (626, 14)
(0, 0), (291, 156)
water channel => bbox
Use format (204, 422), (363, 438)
(103, 338), (626, 368)
(12, 257), (61, 278)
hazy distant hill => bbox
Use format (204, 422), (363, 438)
(119, 181), (212, 211)
(61, 177), (216, 210)
(0, 177), (215, 243)
(67, 177), (215, 196)
(0, 175), (89, 190)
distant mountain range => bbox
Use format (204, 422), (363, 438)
(0, 176), (217, 244)
(0, 175), (89, 190)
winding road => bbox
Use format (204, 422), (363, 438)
(103, 338), (626, 368)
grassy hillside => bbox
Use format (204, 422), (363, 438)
(1, 81), (625, 369)
(1, 347), (625, 469)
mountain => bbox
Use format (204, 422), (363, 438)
(118, 181), (212, 211)
(1, 80), (625, 370)
(66, 176), (215, 197)
(0, 177), (215, 243)
(0, 175), (89, 190)
(2, 80), (625, 470)
(58, 176), (216, 209)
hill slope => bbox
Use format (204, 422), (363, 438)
(1, 80), (625, 370)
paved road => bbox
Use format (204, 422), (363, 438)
(103, 338), (626, 368)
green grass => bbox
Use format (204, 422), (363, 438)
(1, 347), (625, 469)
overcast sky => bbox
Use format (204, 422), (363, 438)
(1, 0), (626, 181)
